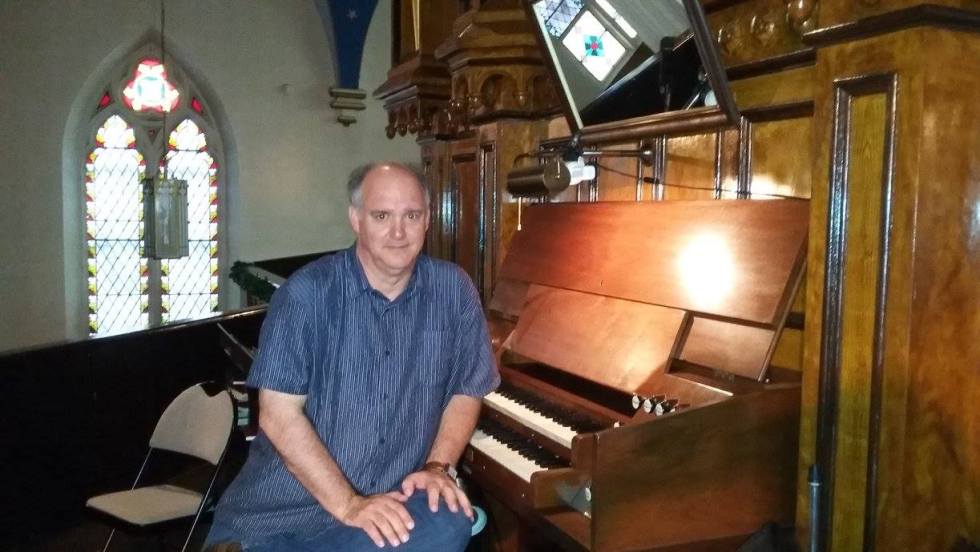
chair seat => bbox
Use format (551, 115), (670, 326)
(87, 484), (203, 526)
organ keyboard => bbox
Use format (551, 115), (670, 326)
(462, 200), (809, 551)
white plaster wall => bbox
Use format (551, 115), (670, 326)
(0, 0), (416, 352)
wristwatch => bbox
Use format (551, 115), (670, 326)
(423, 461), (458, 480)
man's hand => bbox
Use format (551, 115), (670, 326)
(401, 468), (474, 520)
(340, 492), (414, 548)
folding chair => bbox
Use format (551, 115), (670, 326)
(86, 381), (234, 552)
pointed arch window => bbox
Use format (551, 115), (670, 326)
(84, 56), (222, 336)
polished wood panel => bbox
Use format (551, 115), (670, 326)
(903, 31), (980, 552)
(596, 143), (645, 202)
(665, 133), (717, 195)
(799, 27), (980, 552)
(729, 65), (816, 112)
(678, 316), (776, 381)
(508, 285), (686, 397)
(450, 141), (482, 291)
(500, 201), (808, 325)
(421, 139), (452, 258)
(749, 116), (813, 199)
(590, 386), (800, 551)
(830, 90), (889, 552)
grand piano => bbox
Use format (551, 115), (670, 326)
(462, 199), (808, 551)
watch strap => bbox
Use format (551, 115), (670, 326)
(423, 461), (457, 479)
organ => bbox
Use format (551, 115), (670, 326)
(463, 199), (808, 550)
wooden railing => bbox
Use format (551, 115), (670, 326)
(0, 307), (265, 539)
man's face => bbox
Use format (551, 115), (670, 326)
(348, 165), (430, 279)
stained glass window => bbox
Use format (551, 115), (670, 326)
(561, 10), (626, 80)
(122, 59), (180, 113)
(86, 115), (148, 335)
(85, 57), (221, 336)
(533, 0), (584, 38)
(160, 119), (219, 323)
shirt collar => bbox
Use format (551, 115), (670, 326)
(344, 244), (426, 302)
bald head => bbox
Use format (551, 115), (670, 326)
(347, 162), (429, 209)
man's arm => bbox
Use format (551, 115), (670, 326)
(400, 394), (482, 517)
(259, 389), (414, 548)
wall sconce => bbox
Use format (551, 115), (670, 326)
(143, 176), (189, 259)
(505, 156), (598, 199)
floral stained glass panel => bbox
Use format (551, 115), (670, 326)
(122, 59), (180, 113)
(561, 10), (625, 81)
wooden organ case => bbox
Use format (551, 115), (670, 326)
(464, 199), (808, 551)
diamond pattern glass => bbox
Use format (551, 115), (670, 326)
(534, 0), (583, 38)
(160, 119), (218, 323)
(86, 115), (148, 335)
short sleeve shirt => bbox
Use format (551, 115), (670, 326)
(212, 246), (499, 539)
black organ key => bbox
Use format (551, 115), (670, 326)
(497, 384), (608, 434)
(476, 416), (569, 470)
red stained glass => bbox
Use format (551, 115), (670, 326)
(191, 97), (204, 114)
(98, 91), (112, 109)
(122, 59), (180, 113)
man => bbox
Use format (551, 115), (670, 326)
(207, 162), (499, 550)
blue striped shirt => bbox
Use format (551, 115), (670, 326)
(212, 246), (499, 539)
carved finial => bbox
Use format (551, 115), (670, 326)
(786, 0), (818, 35)
(750, 12), (780, 46)
(717, 24), (736, 57)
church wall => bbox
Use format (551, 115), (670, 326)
(0, 0), (415, 352)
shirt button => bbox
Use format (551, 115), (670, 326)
(384, 350), (390, 356)
(379, 438), (386, 444)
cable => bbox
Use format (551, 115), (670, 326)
(593, 161), (642, 179)
(641, 177), (808, 200)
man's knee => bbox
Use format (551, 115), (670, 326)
(427, 506), (473, 541)
(405, 495), (473, 549)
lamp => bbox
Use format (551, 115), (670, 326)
(144, 176), (188, 259)
(143, 0), (188, 260)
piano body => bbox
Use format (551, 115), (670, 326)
(463, 199), (809, 551)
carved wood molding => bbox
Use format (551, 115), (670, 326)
(579, 108), (732, 145)
(375, 3), (560, 140)
(815, 72), (898, 552)
(726, 48), (816, 80)
(802, 4), (980, 48)
(373, 54), (452, 139)
(434, 6), (560, 137)
(710, 0), (815, 67)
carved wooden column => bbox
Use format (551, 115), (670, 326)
(373, 0), (460, 139)
(431, 0), (559, 299)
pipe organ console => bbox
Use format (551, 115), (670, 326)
(463, 200), (809, 551)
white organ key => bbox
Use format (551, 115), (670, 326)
(469, 429), (541, 482)
(483, 391), (577, 449)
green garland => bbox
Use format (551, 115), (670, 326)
(229, 261), (277, 303)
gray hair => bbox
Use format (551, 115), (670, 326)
(347, 162), (430, 208)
